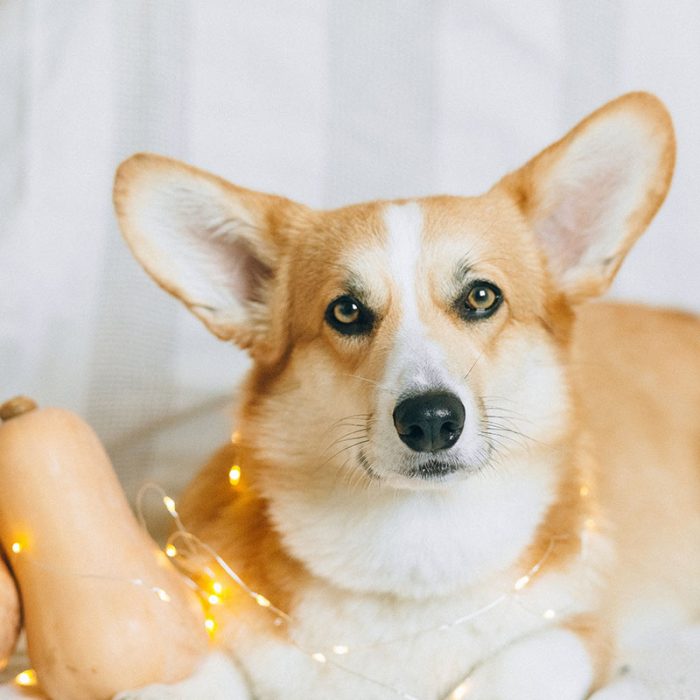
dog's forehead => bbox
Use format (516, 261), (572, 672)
(327, 197), (518, 301)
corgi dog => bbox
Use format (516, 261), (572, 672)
(113, 92), (700, 700)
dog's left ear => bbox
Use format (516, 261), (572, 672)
(500, 92), (675, 299)
(114, 153), (305, 362)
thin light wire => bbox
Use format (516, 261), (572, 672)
(7, 477), (591, 700)
(141, 487), (576, 700)
(168, 530), (292, 623)
(8, 550), (173, 603)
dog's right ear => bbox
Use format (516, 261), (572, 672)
(498, 92), (675, 300)
(114, 153), (303, 361)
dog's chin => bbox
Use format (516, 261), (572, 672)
(358, 449), (480, 492)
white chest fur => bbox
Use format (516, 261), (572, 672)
(260, 452), (561, 599)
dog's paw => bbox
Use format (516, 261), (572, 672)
(113, 653), (250, 700)
(460, 628), (593, 700)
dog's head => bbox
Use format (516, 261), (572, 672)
(115, 93), (674, 594)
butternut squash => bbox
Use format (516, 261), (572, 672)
(0, 397), (208, 699)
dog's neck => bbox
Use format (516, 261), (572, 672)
(250, 441), (581, 600)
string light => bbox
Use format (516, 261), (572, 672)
(135, 468), (597, 700)
(14, 669), (37, 687)
(447, 679), (472, 700)
(153, 587), (171, 603)
(2, 473), (595, 700)
(152, 488), (581, 700)
(228, 465), (241, 487)
(163, 496), (178, 517)
(513, 575), (530, 591)
(9, 539), (175, 605)
(5, 474), (594, 700)
(229, 430), (241, 486)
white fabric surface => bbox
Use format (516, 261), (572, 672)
(1, 1), (699, 697)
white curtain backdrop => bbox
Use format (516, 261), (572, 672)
(2, 0), (700, 505)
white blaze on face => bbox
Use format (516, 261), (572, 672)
(384, 202), (444, 391)
(384, 202), (425, 349)
(372, 203), (482, 479)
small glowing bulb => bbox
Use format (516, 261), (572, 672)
(165, 544), (177, 558)
(579, 484), (590, 497)
(204, 618), (216, 634)
(15, 669), (37, 687)
(332, 645), (349, 655)
(212, 581), (223, 595)
(163, 496), (178, 516)
(208, 594), (221, 605)
(231, 430), (240, 444)
(449, 680), (472, 700)
(154, 587), (171, 602)
(543, 608), (556, 620)
(254, 593), (271, 608)
(228, 465), (241, 487)
(11, 542), (21, 554)
(585, 517), (596, 530)
(311, 652), (327, 664)
(514, 575), (530, 591)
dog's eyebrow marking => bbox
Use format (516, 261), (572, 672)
(339, 275), (377, 311)
(448, 255), (475, 298)
(454, 253), (473, 281)
(343, 274), (370, 299)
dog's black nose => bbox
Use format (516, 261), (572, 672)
(393, 392), (465, 452)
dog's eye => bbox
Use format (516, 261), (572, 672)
(325, 296), (374, 336)
(459, 281), (502, 320)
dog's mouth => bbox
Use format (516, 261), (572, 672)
(358, 448), (478, 486)
(405, 459), (461, 479)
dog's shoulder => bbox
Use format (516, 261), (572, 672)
(573, 301), (700, 397)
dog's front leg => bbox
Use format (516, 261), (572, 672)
(455, 627), (593, 700)
(113, 652), (251, 700)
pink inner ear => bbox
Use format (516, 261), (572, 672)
(223, 236), (273, 306)
(535, 160), (629, 276)
(174, 195), (274, 314)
